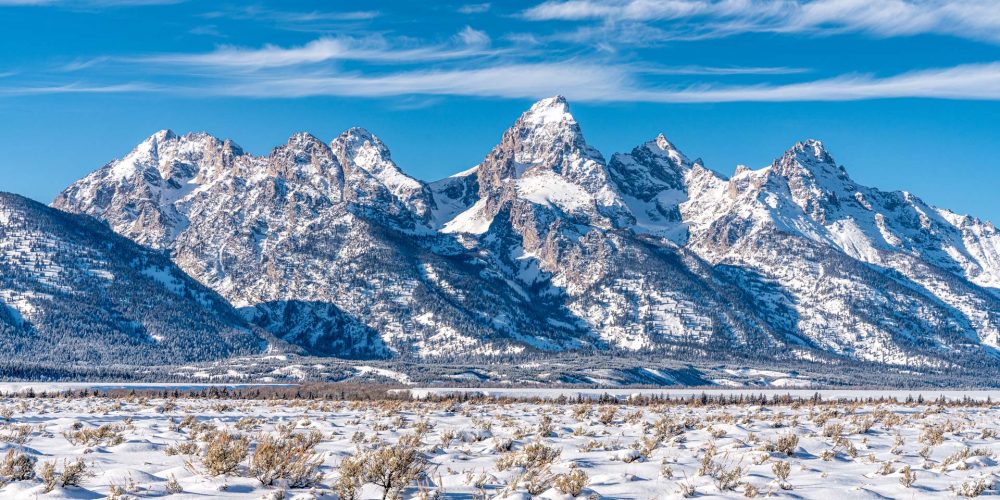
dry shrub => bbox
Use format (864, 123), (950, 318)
(775, 433), (799, 456)
(553, 467), (589, 496)
(714, 464), (746, 491)
(899, 465), (916, 488)
(771, 460), (791, 482)
(335, 454), (364, 500)
(955, 477), (993, 497)
(201, 431), (249, 476)
(0, 449), (36, 481)
(876, 461), (894, 475)
(496, 441), (561, 472)
(519, 466), (556, 495)
(597, 406), (617, 425)
(63, 423), (125, 447)
(39, 458), (92, 493)
(0, 424), (34, 445)
(337, 443), (427, 500)
(165, 473), (183, 493)
(920, 424), (947, 446)
(537, 415), (555, 437)
(165, 441), (199, 456)
(249, 433), (325, 488)
(677, 478), (696, 497)
(822, 422), (844, 438)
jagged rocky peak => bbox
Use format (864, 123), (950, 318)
(284, 131), (328, 150)
(116, 129), (245, 184)
(264, 132), (337, 181)
(331, 127), (391, 161)
(511, 95), (602, 166)
(331, 127), (413, 187)
(608, 132), (695, 200)
(652, 133), (690, 164)
(520, 95), (573, 126)
(475, 95), (615, 199)
(329, 127), (432, 220)
(772, 139), (846, 179)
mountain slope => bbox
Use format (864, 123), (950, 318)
(0, 192), (266, 365)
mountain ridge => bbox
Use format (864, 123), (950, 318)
(42, 95), (1000, 371)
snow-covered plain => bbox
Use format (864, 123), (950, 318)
(2, 394), (1000, 498)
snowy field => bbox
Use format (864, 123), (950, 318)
(1, 395), (1000, 498)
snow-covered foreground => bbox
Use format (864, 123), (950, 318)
(1, 396), (1000, 498)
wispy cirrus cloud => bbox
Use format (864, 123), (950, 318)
(523, 0), (1000, 45)
(458, 3), (491, 14)
(212, 62), (626, 101)
(198, 5), (379, 33)
(137, 31), (495, 70)
(0, 0), (184, 6)
(624, 62), (1000, 102)
(0, 82), (159, 95)
(199, 61), (1000, 102)
(636, 65), (810, 76)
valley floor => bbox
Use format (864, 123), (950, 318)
(0, 394), (999, 498)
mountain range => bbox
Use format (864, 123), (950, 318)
(3, 95), (998, 374)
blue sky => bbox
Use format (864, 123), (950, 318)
(1, 0), (999, 221)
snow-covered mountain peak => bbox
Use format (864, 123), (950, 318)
(284, 131), (326, 148)
(331, 127), (397, 172)
(520, 95), (572, 127)
(148, 128), (176, 142)
(328, 127), (431, 221)
(648, 133), (692, 168)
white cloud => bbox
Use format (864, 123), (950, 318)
(202, 6), (379, 23)
(458, 3), (491, 14)
(636, 65), (809, 75)
(140, 33), (496, 70)
(0, 0), (184, 5)
(212, 62), (627, 101)
(8, 60), (1000, 103)
(188, 61), (1000, 103)
(0, 82), (159, 95)
(455, 26), (491, 47)
(523, 0), (1000, 44)
(624, 62), (1000, 102)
